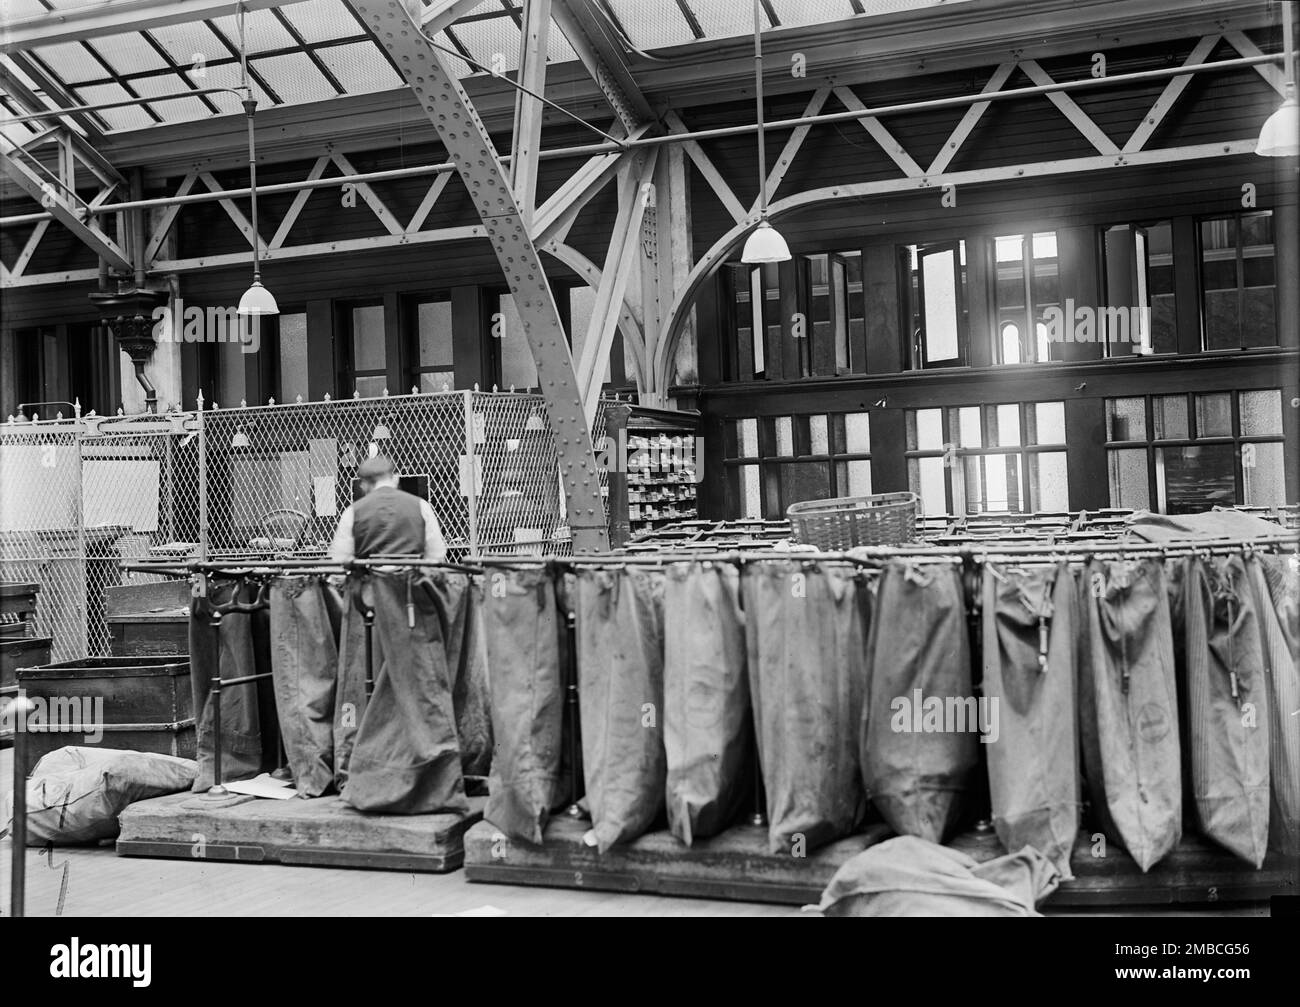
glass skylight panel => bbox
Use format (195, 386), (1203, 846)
(429, 32), (473, 77)
(210, 10), (299, 54)
(280, 0), (368, 44)
(605, 0), (696, 48)
(546, 21), (578, 64)
(30, 41), (107, 84)
(191, 61), (274, 114)
(769, 0), (854, 29)
(250, 51), (341, 104)
(148, 22), (229, 68)
(315, 41), (406, 95)
(71, 82), (154, 130)
(130, 72), (213, 123)
(448, 16), (523, 74)
(93, 32), (171, 76)
(4, 0), (51, 18)
(683, 2), (758, 39)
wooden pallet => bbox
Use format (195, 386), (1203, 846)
(463, 818), (1299, 908)
(118, 792), (485, 873)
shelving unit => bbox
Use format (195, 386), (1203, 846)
(602, 404), (702, 542)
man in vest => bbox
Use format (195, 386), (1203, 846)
(328, 454), (447, 562)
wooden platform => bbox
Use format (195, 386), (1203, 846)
(464, 816), (892, 904)
(117, 792), (485, 873)
(464, 818), (1299, 908)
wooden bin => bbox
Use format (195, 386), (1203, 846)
(1, 636), (53, 747)
(15, 655), (194, 765)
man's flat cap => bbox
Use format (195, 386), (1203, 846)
(358, 455), (395, 480)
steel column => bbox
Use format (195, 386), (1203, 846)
(352, 0), (609, 552)
(510, 0), (553, 231)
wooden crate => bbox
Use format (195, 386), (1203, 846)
(16, 655), (195, 764)
(108, 612), (190, 657)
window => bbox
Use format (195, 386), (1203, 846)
(723, 412), (872, 519)
(724, 263), (777, 379)
(905, 402), (1069, 517)
(339, 301), (386, 398)
(495, 292), (537, 390)
(1099, 221), (1175, 356)
(803, 252), (865, 376)
(1200, 211), (1276, 350)
(1105, 389), (1287, 513)
(566, 284), (624, 386)
(903, 242), (968, 368)
(993, 232), (1060, 364)
(407, 296), (454, 393)
(723, 252), (865, 381)
(277, 311), (309, 403)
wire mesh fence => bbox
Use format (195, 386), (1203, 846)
(199, 390), (607, 558)
(0, 391), (614, 660)
(0, 411), (200, 662)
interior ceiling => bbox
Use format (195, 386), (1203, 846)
(0, 0), (963, 135)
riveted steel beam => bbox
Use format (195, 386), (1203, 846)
(552, 0), (654, 131)
(352, 0), (609, 553)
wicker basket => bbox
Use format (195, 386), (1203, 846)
(787, 492), (919, 549)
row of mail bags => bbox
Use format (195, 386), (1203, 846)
(482, 555), (1298, 875)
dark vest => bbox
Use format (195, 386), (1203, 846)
(352, 486), (426, 558)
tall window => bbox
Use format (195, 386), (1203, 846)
(494, 292), (536, 390)
(803, 251), (865, 376)
(1100, 221), (1175, 355)
(407, 296), (454, 392)
(340, 301), (386, 398)
(566, 284), (624, 386)
(1200, 211), (1276, 350)
(906, 402), (1069, 517)
(277, 311), (309, 403)
(725, 263), (776, 380)
(723, 412), (872, 519)
(994, 231), (1060, 364)
(903, 242), (968, 368)
(1105, 390), (1287, 513)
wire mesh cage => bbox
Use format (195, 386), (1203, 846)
(0, 412), (200, 661)
(199, 389), (604, 559)
(0, 390), (614, 659)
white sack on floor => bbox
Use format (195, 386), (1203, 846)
(4, 746), (197, 846)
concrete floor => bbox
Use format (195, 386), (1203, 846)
(0, 748), (1269, 918)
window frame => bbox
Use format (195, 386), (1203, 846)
(402, 291), (455, 394)
(1197, 209), (1278, 351)
(904, 401), (1070, 517)
(1104, 389), (1287, 513)
(335, 297), (387, 399)
(721, 412), (874, 519)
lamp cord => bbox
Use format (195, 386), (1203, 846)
(1285, 0), (1295, 90)
(753, 0), (767, 218)
(237, 2), (260, 283)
